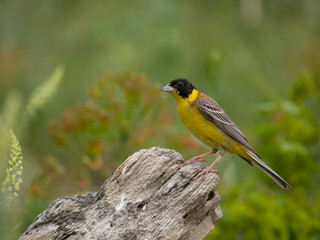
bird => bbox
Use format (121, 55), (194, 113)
(161, 78), (291, 189)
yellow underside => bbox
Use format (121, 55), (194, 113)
(171, 89), (249, 159)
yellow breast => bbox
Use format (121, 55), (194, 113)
(171, 89), (244, 155)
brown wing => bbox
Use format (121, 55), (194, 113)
(196, 95), (254, 152)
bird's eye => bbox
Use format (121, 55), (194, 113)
(178, 82), (184, 88)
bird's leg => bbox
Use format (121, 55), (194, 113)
(193, 147), (225, 180)
(178, 149), (217, 168)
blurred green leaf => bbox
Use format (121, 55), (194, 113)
(290, 72), (316, 104)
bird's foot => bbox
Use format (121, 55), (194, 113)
(178, 157), (208, 168)
(192, 168), (219, 180)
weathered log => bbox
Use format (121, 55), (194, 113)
(20, 147), (222, 240)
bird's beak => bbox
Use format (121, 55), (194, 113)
(161, 84), (175, 92)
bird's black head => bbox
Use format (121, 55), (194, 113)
(161, 78), (196, 98)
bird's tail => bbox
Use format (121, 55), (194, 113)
(243, 148), (291, 189)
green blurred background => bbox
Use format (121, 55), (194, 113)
(0, 0), (319, 239)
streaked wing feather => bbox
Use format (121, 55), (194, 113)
(196, 97), (253, 151)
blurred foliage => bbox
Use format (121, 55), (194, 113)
(0, 0), (319, 239)
(0, 67), (62, 239)
(19, 66), (64, 135)
(48, 72), (170, 181)
(1, 130), (23, 202)
(0, 91), (22, 167)
(208, 74), (320, 240)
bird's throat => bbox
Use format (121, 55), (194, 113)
(172, 88), (199, 103)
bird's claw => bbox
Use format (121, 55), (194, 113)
(192, 168), (219, 180)
(178, 158), (208, 168)
(197, 159), (209, 164)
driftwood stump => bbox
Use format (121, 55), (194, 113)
(20, 147), (222, 240)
